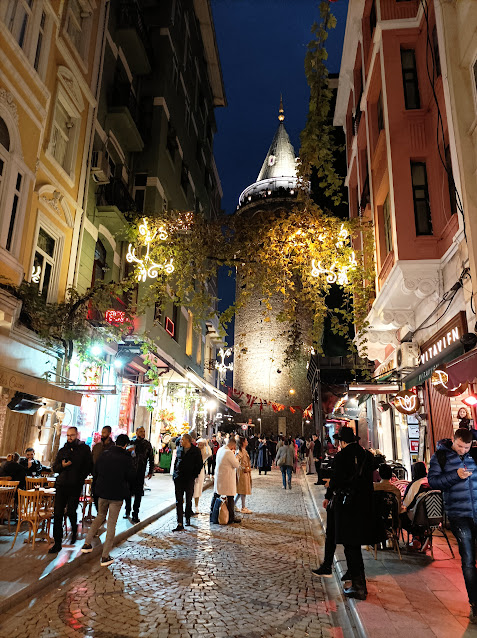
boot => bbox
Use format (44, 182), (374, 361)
(343, 573), (367, 600)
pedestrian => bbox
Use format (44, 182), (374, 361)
(428, 428), (477, 623)
(1, 452), (27, 488)
(267, 436), (277, 466)
(306, 437), (315, 474)
(248, 434), (258, 468)
(275, 438), (295, 489)
(211, 437), (241, 524)
(257, 437), (272, 475)
(124, 426), (154, 523)
(49, 427), (92, 553)
(313, 435), (323, 484)
(207, 434), (219, 476)
(312, 454), (339, 578)
(19, 448), (43, 477)
(92, 426), (115, 508)
(172, 434), (203, 531)
(193, 438), (212, 514)
(331, 426), (374, 600)
(81, 434), (134, 566)
(235, 436), (252, 513)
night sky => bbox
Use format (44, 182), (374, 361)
(210, 0), (349, 332)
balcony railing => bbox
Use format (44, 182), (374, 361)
(96, 177), (137, 220)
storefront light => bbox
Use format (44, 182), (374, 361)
(90, 344), (102, 356)
(463, 395), (477, 408)
(206, 399), (217, 411)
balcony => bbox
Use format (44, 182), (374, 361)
(359, 175), (370, 215)
(115, 1), (153, 75)
(96, 177), (137, 231)
(106, 84), (144, 152)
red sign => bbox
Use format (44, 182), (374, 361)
(165, 317), (175, 337)
(409, 440), (419, 453)
(242, 424), (248, 430)
(105, 309), (126, 324)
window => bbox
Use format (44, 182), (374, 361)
(432, 26), (441, 78)
(91, 239), (107, 286)
(411, 162), (432, 235)
(133, 173), (147, 213)
(401, 49), (420, 109)
(172, 55), (179, 91)
(181, 162), (189, 193)
(369, 1), (376, 36)
(377, 91), (384, 132)
(65, 0), (92, 62)
(32, 227), (56, 301)
(33, 10), (46, 71)
(5, 0), (33, 49)
(0, 119), (10, 219)
(196, 333), (202, 365)
(154, 302), (163, 324)
(50, 93), (79, 176)
(6, 172), (22, 252)
(383, 194), (392, 255)
(186, 311), (193, 356)
(166, 121), (178, 158)
(444, 145), (457, 215)
(474, 59), (477, 95)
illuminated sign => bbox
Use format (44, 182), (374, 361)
(105, 309), (126, 325)
(393, 390), (420, 415)
(431, 366), (467, 397)
(419, 312), (467, 365)
(165, 317), (175, 337)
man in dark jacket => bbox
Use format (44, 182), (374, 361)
(49, 427), (93, 553)
(81, 434), (134, 567)
(1, 452), (26, 488)
(428, 428), (477, 623)
(19, 448), (43, 477)
(92, 426), (115, 509)
(172, 434), (203, 531)
(124, 426), (154, 523)
(313, 434), (323, 485)
(331, 426), (374, 600)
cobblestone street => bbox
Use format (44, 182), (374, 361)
(0, 470), (347, 638)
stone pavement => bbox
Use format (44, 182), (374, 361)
(0, 468), (356, 638)
(304, 472), (477, 638)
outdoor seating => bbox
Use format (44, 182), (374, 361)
(25, 476), (48, 490)
(410, 490), (454, 560)
(0, 480), (19, 530)
(389, 463), (408, 481)
(11, 489), (54, 549)
(372, 491), (402, 560)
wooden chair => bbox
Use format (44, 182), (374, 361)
(0, 480), (19, 530)
(11, 489), (53, 548)
(25, 476), (47, 490)
(80, 478), (94, 526)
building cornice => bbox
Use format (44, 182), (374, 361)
(192, 0), (226, 107)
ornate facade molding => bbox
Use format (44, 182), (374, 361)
(37, 184), (74, 228)
(57, 66), (85, 112)
(0, 88), (19, 124)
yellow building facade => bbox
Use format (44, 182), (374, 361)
(0, 0), (105, 459)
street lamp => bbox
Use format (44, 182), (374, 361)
(257, 417), (262, 435)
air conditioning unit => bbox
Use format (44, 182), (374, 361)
(91, 150), (111, 184)
(395, 342), (420, 371)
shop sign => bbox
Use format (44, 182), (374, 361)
(374, 353), (396, 380)
(431, 366), (468, 397)
(420, 312), (467, 365)
(105, 309), (126, 324)
(409, 440), (419, 453)
(393, 390), (420, 415)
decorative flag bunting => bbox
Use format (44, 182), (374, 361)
(222, 385), (311, 416)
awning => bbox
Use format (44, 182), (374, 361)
(447, 348), (477, 386)
(0, 365), (83, 407)
(226, 395), (241, 413)
(348, 383), (400, 395)
(403, 342), (464, 390)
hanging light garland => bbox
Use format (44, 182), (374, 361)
(126, 218), (174, 282)
(311, 224), (358, 285)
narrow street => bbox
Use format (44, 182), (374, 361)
(0, 470), (352, 638)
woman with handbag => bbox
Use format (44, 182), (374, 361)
(275, 439), (295, 489)
(235, 437), (252, 513)
(331, 426), (374, 600)
(257, 438), (272, 475)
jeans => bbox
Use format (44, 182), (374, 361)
(124, 472), (145, 518)
(281, 465), (292, 488)
(85, 498), (122, 558)
(174, 478), (195, 525)
(250, 449), (258, 468)
(449, 517), (477, 605)
(53, 487), (80, 544)
(323, 503), (337, 568)
(343, 544), (365, 578)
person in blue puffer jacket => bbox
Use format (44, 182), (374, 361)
(428, 427), (477, 624)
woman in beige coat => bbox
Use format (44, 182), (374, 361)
(235, 437), (252, 514)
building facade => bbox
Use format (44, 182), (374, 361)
(232, 104), (311, 437)
(334, 0), (475, 470)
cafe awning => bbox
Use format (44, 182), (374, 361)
(403, 342), (464, 390)
(446, 348), (477, 386)
(348, 383), (400, 395)
(0, 365), (83, 407)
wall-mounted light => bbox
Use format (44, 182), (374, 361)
(463, 395), (477, 408)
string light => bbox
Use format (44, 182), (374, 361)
(311, 252), (357, 285)
(126, 218), (174, 282)
(215, 347), (233, 374)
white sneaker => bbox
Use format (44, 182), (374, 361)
(241, 507), (252, 514)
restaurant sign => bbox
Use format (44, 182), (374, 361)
(420, 312), (467, 365)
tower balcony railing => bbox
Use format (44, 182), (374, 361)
(238, 177), (300, 207)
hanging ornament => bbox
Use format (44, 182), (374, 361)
(215, 347), (234, 375)
(126, 218), (174, 282)
(393, 390), (420, 415)
(431, 366), (468, 397)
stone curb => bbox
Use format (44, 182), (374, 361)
(301, 469), (367, 638)
(0, 478), (213, 616)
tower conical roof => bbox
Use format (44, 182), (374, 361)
(256, 102), (297, 181)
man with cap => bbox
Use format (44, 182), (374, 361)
(327, 426), (374, 600)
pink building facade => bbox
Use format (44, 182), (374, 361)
(334, 0), (475, 467)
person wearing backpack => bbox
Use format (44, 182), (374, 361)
(428, 427), (477, 624)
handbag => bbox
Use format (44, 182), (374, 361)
(277, 455), (286, 467)
(218, 498), (229, 525)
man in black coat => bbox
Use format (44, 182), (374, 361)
(49, 427), (93, 553)
(172, 434), (203, 531)
(124, 426), (155, 523)
(19, 448), (43, 477)
(1, 452), (26, 488)
(81, 434), (135, 566)
(331, 426), (374, 600)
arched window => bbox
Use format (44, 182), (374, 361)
(0, 115), (25, 255)
(0, 118), (10, 221)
